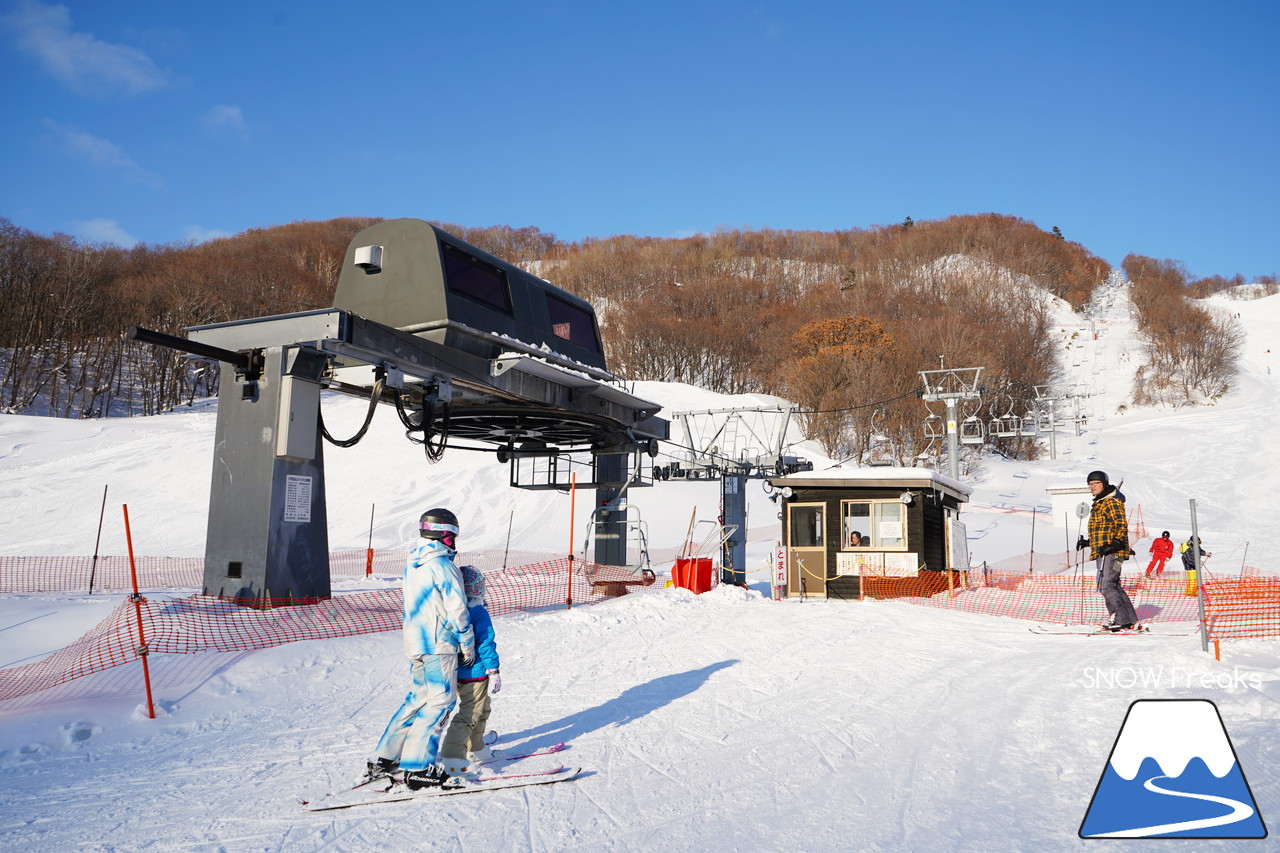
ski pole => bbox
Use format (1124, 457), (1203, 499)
(88, 484), (108, 595)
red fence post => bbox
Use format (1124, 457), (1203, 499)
(122, 504), (156, 720)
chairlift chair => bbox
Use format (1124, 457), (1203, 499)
(922, 413), (944, 440)
(579, 505), (656, 589)
(992, 414), (1022, 438)
(959, 416), (985, 445)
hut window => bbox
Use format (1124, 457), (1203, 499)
(841, 500), (906, 549)
(442, 243), (513, 314)
(545, 293), (601, 352)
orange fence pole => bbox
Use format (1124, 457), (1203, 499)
(365, 503), (375, 577)
(122, 504), (156, 719)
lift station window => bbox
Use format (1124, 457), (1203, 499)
(841, 500), (906, 550)
(546, 292), (601, 352)
(442, 243), (513, 314)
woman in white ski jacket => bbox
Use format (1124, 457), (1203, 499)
(368, 508), (476, 790)
(400, 536), (474, 658)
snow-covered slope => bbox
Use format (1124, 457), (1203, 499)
(0, 282), (1277, 851)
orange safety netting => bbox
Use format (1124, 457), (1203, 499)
(0, 554), (205, 594)
(0, 555), (658, 703)
(4, 551), (1276, 706)
(858, 566), (1280, 641)
(860, 571), (1203, 625)
(1203, 574), (1280, 639)
(0, 549), (644, 595)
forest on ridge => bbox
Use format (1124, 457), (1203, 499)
(0, 213), (1254, 466)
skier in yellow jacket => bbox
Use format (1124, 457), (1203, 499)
(1075, 470), (1138, 631)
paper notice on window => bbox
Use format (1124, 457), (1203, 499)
(284, 474), (312, 523)
(879, 521), (903, 541)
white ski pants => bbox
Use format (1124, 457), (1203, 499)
(375, 653), (458, 771)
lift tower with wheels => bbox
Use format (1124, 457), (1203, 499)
(131, 219), (667, 605)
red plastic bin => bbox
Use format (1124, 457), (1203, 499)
(672, 557), (713, 594)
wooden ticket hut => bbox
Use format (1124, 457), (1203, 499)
(769, 467), (972, 600)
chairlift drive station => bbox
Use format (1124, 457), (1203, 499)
(134, 219), (667, 605)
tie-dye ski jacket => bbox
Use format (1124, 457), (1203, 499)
(400, 539), (475, 660)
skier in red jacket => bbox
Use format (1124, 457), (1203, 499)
(1146, 530), (1174, 575)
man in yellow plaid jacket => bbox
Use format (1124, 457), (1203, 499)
(1076, 470), (1138, 631)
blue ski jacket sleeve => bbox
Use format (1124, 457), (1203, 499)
(400, 540), (475, 659)
(457, 604), (499, 680)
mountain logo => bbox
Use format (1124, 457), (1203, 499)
(1080, 699), (1267, 839)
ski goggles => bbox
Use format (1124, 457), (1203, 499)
(420, 521), (460, 536)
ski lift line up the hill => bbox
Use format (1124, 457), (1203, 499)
(130, 218), (669, 606)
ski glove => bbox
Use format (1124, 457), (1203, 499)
(487, 670), (501, 694)
(1076, 536), (1089, 551)
(460, 651), (475, 667)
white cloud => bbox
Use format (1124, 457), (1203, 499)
(201, 104), (247, 138)
(69, 218), (138, 247)
(183, 225), (232, 243)
(4, 0), (175, 98)
(46, 120), (164, 189)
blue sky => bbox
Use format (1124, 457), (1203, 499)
(1, 0), (1276, 279)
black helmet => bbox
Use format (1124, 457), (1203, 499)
(1161, 530), (1170, 537)
(1086, 470), (1109, 486)
(419, 507), (459, 540)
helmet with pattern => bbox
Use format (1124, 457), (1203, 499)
(460, 565), (485, 604)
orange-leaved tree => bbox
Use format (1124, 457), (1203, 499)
(785, 316), (894, 458)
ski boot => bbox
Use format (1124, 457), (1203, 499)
(403, 763), (460, 791)
(361, 757), (398, 785)
(439, 754), (480, 779)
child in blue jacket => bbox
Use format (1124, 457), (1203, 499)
(439, 565), (501, 776)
